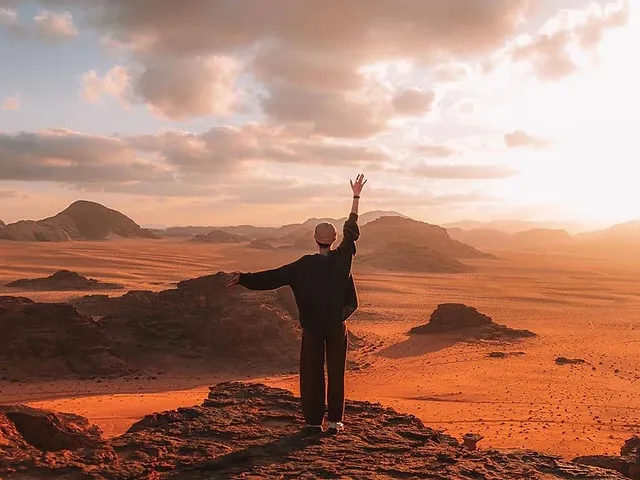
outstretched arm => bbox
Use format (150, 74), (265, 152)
(227, 259), (299, 290)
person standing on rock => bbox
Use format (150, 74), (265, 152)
(228, 174), (367, 434)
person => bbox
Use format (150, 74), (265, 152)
(227, 174), (367, 434)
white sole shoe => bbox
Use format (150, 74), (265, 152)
(327, 421), (344, 433)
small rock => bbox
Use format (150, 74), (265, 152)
(555, 357), (586, 365)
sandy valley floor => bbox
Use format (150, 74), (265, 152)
(1, 239), (639, 459)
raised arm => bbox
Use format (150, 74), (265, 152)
(337, 174), (366, 255)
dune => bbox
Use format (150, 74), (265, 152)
(0, 200), (158, 242)
(0, 382), (629, 479)
(5, 270), (124, 291)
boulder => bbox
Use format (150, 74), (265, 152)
(556, 357), (587, 366)
(410, 303), (536, 341)
(574, 436), (640, 479)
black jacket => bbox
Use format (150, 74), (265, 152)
(239, 213), (360, 334)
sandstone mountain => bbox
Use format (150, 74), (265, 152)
(0, 219), (5, 229)
(360, 216), (491, 259)
(443, 219), (588, 234)
(191, 229), (244, 243)
(0, 200), (158, 241)
(359, 243), (473, 273)
(0, 382), (627, 479)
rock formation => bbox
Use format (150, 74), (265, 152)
(0, 218), (5, 229)
(5, 270), (124, 291)
(556, 357), (587, 366)
(0, 382), (625, 479)
(410, 303), (536, 341)
(360, 216), (493, 259)
(191, 229), (244, 243)
(0, 200), (158, 241)
(574, 436), (640, 479)
(0, 273), (300, 380)
(0, 296), (128, 380)
(247, 239), (276, 250)
(359, 243), (473, 273)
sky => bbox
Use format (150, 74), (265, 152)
(0, 0), (637, 228)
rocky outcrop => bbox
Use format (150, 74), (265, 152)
(556, 357), (587, 366)
(360, 216), (494, 259)
(359, 243), (473, 273)
(0, 296), (128, 380)
(410, 303), (536, 341)
(574, 436), (640, 479)
(1, 273), (300, 380)
(6, 270), (124, 291)
(0, 382), (626, 479)
(192, 229), (244, 243)
(0, 219), (5, 229)
(74, 272), (300, 374)
(247, 239), (275, 250)
(0, 200), (158, 241)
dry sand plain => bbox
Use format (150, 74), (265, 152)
(0, 238), (639, 459)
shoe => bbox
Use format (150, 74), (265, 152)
(301, 424), (323, 435)
(327, 421), (344, 433)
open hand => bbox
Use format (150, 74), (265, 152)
(350, 174), (367, 196)
(227, 273), (241, 288)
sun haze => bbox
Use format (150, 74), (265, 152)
(0, 0), (637, 228)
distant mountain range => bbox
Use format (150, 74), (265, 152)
(442, 219), (590, 235)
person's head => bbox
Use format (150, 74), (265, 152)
(314, 221), (337, 253)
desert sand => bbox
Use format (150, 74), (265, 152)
(1, 238), (638, 462)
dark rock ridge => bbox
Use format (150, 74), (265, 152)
(5, 270), (124, 291)
(0, 273), (299, 380)
(191, 229), (244, 243)
(0, 218), (5, 229)
(0, 200), (159, 241)
(0, 382), (626, 479)
(359, 243), (473, 273)
(574, 436), (640, 479)
(410, 303), (536, 341)
(556, 357), (587, 366)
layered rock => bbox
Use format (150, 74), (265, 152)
(0, 297), (128, 380)
(574, 436), (640, 479)
(410, 303), (536, 341)
(0, 383), (625, 479)
(6, 270), (124, 291)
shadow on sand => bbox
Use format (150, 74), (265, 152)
(378, 334), (458, 359)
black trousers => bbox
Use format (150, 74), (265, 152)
(299, 322), (348, 425)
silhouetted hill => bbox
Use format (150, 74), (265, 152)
(577, 220), (640, 244)
(511, 228), (574, 249)
(360, 216), (492, 259)
(448, 227), (574, 251)
(0, 201), (158, 241)
(0, 219), (5, 229)
(444, 219), (588, 234)
(359, 243), (473, 273)
(191, 229), (244, 243)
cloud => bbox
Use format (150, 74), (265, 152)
(57, 0), (533, 129)
(412, 163), (517, 179)
(0, 129), (169, 185)
(392, 89), (435, 116)
(136, 56), (240, 119)
(0, 125), (389, 195)
(81, 66), (130, 104)
(512, 0), (628, 80)
(0, 7), (24, 36)
(415, 144), (457, 158)
(1, 95), (20, 111)
(34, 11), (78, 41)
(262, 85), (391, 138)
(504, 130), (552, 149)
